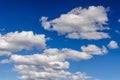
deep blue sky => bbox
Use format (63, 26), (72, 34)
(0, 0), (120, 80)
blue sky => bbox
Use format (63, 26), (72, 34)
(0, 0), (120, 80)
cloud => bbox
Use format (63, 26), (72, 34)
(10, 48), (92, 65)
(41, 6), (110, 40)
(1, 47), (107, 80)
(81, 44), (108, 55)
(14, 65), (91, 80)
(108, 40), (119, 49)
(8, 48), (93, 80)
(0, 31), (46, 56)
(0, 6), (112, 80)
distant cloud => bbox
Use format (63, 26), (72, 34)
(108, 41), (119, 49)
(0, 31), (46, 56)
(81, 44), (108, 55)
(41, 6), (110, 40)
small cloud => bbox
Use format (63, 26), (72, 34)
(108, 40), (119, 49)
(81, 44), (108, 55)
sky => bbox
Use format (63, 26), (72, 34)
(0, 0), (120, 80)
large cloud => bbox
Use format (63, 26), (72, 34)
(0, 31), (46, 56)
(41, 6), (110, 40)
(2, 46), (107, 80)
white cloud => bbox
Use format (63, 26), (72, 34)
(81, 44), (108, 55)
(1, 47), (107, 80)
(10, 48), (92, 65)
(7, 48), (93, 80)
(41, 6), (110, 40)
(108, 41), (119, 49)
(70, 72), (91, 80)
(14, 65), (91, 80)
(0, 31), (46, 56)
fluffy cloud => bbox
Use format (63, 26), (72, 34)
(10, 48), (92, 65)
(14, 65), (91, 80)
(41, 6), (110, 40)
(2, 47), (107, 80)
(81, 44), (108, 55)
(108, 41), (119, 49)
(0, 31), (46, 56)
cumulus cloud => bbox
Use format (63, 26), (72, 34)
(0, 31), (46, 56)
(41, 6), (110, 40)
(10, 48), (92, 65)
(108, 41), (119, 49)
(81, 44), (108, 55)
(1, 47), (107, 80)
(8, 48), (93, 80)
